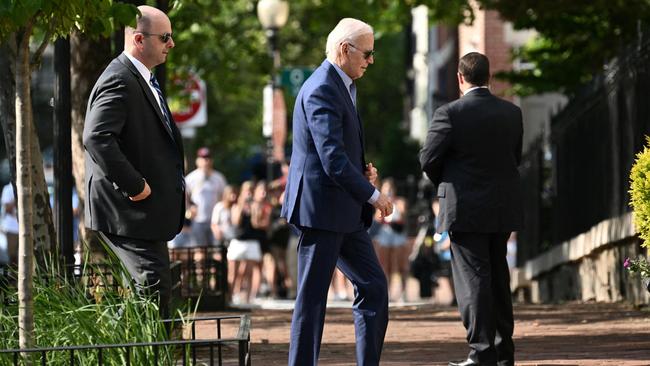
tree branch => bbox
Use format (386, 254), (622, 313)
(30, 27), (53, 68)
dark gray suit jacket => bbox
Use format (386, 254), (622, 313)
(83, 53), (185, 241)
(419, 88), (523, 233)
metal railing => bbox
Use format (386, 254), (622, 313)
(169, 245), (228, 311)
(545, 29), (650, 244)
(0, 315), (251, 366)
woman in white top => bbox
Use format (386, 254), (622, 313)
(374, 178), (409, 302)
(211, 185), (238, 247)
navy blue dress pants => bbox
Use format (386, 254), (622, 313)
(288, 227), (389, 366)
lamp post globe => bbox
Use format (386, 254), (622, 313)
(257, 0), (289, 30)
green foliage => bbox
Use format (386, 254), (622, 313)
(0, 0), (137, 44)
(168, 1), (269, 181)
(167, 0), (444, 181)
(482, 0), (650, 95)
(630, 136), (650, 248)
(0, 259), (190, 365)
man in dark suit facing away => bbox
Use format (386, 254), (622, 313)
(420, 52), (523, 366)
(83, 5), (185, 318)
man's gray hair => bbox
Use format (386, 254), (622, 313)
(325, 18), (373, 61)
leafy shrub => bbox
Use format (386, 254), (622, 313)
(629, 136), (650, 248)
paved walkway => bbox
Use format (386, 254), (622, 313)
(198, 301), (650, 365)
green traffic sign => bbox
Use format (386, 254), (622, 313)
(281, 67), (314, 97)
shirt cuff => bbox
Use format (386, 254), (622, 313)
(367, 189), (380, 204)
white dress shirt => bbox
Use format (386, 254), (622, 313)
(123, 51), (166, 115)
(463, 85), (489, 96)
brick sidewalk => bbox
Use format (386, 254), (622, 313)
(197, 301), (650, 365)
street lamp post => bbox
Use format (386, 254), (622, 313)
(257, 0), (289, 182)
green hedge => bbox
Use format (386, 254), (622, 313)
(630, 136), (650, 248)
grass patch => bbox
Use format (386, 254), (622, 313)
(0, 253), (195, 365)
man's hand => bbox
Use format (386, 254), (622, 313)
(372, 192), (393, 219)
(129, 180), (151, 201)
(365, 162), (378, 186)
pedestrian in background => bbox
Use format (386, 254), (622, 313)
(228, 181), (262, 304)
(432, 197), (455, 306)
(185, 147), (227, 247)
(1, 183), (18, 272)
(374, 177), (409, 302)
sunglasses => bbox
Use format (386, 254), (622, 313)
(136, 31), (173, 43)
(348, 43), (375, 60)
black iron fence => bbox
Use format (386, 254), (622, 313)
(517, 28), (650, 261)
(169, 245), (228, 311)
(0, 315), (251, 366)
(518, 138), (547, 265)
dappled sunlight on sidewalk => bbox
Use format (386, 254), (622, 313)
(194, 302), (650, 365)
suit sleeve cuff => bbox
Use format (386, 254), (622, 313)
(367, 189), (380, 204)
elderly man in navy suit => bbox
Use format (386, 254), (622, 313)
(281, 18), (393, 366)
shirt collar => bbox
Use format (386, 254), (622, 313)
(327, 59), (354, 91)
(123, 51), (151, 83)
(463, 85), (489, 96)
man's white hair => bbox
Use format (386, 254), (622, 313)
(325, 18), (373, 61)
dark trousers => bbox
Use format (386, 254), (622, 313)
(100, 231), (171, 319)
(288, 228), (389, 366)
(450, 231), (514, 366)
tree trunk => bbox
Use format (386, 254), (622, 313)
(70, 31), (112, 258)
(29, 124), (56, 263)
(1, 38), (57, 268)
(0, 37), (18, 195)
(15, 25), (35, 353)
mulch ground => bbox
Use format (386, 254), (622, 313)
(197, 302), (650, 365)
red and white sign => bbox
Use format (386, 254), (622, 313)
(170, 72), (207, 129)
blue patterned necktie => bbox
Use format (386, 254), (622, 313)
(149, 74), (173, 132)
(350, 82), (357, 107)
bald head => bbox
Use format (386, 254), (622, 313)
(124, 5), (174, 69)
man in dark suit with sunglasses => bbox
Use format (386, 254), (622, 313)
(420, 52), (523, 366)
(83, 5), (184, 317)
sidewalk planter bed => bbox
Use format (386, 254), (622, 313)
(0, 260), (249, 365)
(0, 315), (251, 366)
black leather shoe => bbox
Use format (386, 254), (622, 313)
(448, 359), (480, 366)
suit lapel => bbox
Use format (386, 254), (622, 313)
(118, 54), (177, 142)
(324, 61), (361, 133)
(168, 112), (185, 155)
(323, 61), (366, 165)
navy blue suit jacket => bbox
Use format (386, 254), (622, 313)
(281, 60), (375, 233)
